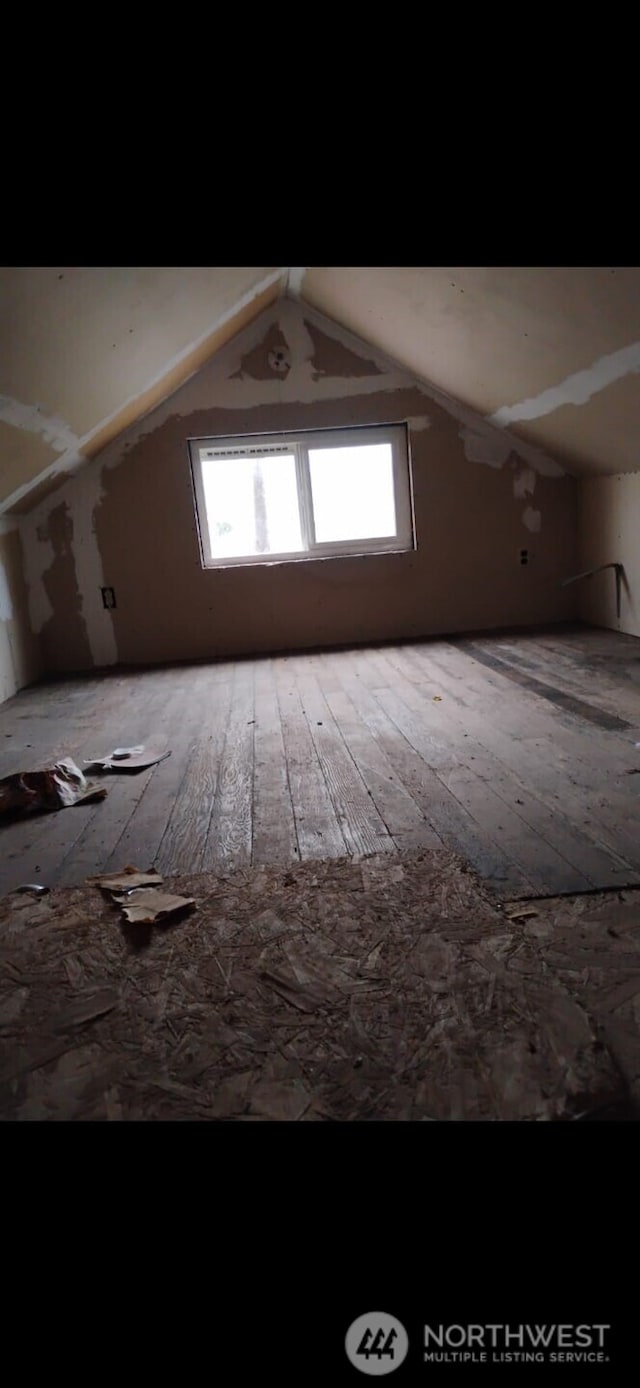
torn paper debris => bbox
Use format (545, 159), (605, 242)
(88, 869), (164, 892)
(504, 904), (539, 921)
(118, 889), (196, 925)
(0, 758), (107, 820)
(88, 866), (196, 928)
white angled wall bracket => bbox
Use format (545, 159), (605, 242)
(561, 562), (624, 620)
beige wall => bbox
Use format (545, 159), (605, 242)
(17, 301), (579, 676)
(578, 472), (640, 636)
(0, 527), (42, 703)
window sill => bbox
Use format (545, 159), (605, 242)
(202, 546), (416, 572)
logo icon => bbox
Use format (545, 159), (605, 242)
(345, 1313), (409, 1376)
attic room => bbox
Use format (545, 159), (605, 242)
(0, 265), (639, 1122)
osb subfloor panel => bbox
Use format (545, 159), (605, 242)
(1, 849), (637, 1122)
(1, 624), (640, 900)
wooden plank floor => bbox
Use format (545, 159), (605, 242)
(1, 624), (639, 899)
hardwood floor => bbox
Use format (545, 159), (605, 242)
(1, 624), (639, 899)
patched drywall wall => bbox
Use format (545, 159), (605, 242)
(17, 300), (579, 673)
(20, 472), (115, 676)
(578, 472), (640, 637)
(0, 525), (42, 703)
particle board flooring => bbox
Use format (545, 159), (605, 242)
(1, 851), (635, 1121)
(1, 624), (639, 901)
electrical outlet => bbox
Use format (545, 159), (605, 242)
(268, 348), (290, 374)
(101, 586), (116, 609)
(520, 549), (529, 566)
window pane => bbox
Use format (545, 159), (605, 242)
(201, 452), (303, 559)
(308, 444), (397, 543)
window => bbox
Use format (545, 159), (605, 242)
(189, 423), (415, 567)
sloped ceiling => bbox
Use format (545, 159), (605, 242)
(0, 267), (285, 514)
(2, 265), (640, 516)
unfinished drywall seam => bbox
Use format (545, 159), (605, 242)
(0, 613), (19, 702)
(489, 341), (640, 426)
(70, 465), (118, 667)
(22, 517), (56, 634)
(3, 294), (568, 532)
(523, 507), (542, 533)
(513, 466), (536, 499)
(286, 268), (307, 297)
(459, 427), (512, 470)
(0, 269), (288, 517)
(284, 301), (566, 479)
(87, 305), (421, 467)
(511, 465), (539, 530)
(20, 463), (117, 665)
(95, 299), (566, 501)
(0, 555), (13, 621)
(458, 419), (563, 477)
(278, 303), (317, 384)
(0, 396), (80, 453)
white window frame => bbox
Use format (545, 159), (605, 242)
(189, 423), (415, 568)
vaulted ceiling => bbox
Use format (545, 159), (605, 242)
(2, 265), (639, 515)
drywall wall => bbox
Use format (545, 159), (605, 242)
(18, 300), (579, 675)
(578, 472), (640, 636)
(5, 267), (640, 529)
(0, 524), (42, 703)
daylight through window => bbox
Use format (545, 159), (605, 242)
(189, 424), (414, 567)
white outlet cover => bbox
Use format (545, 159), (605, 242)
(268, 348), (290, 373)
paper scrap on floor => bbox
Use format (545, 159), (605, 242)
(84, 740), (171, 771)
(88, 868), (164, 892)
(87, 865), (196, 927)
(118, 889), (196, 925)
(0, 758), (107, 820)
